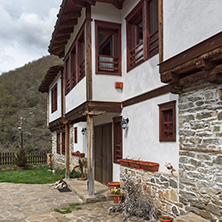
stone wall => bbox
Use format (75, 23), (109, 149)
(179, 81), (222, 221)
(120, 166), (182, 218)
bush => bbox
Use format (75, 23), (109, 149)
(14, 149), (27, 167)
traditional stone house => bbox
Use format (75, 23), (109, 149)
(39, 0), (222, 221)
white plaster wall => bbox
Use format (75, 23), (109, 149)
(164, 0), (222, 60)
(72, 122), (87, 157)
(91, 3), (123, 102)
(49, 74), (62, 123)
(122, 93), (179, 173)
(65, 77), (86, 114)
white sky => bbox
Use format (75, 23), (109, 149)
(0, 0), (61, 74)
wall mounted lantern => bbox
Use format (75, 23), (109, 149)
(81, 127), (87, 135)
(120, 118), (129, 130)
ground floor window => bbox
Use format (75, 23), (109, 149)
(158, 101), (176, 142)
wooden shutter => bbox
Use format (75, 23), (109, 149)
(113, 117), (122, 163)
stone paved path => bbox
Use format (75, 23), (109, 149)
(0, 183), (147, 222)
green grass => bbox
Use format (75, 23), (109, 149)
(54, 208), (72, 214)
(0, 166), (64, 184)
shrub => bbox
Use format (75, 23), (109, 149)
(14, 149), (27, 167)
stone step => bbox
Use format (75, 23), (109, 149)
(174, 212), (211, 222)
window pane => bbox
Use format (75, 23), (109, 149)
(149, 0), (158, 35)
(99, 33), (113, 56)
(135, 20), (143, 45)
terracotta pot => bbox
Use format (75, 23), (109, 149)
(129, 161), (141, 169)
(119, 159), (129, 167)
(108, 182), (120, 191)
(71, 152), (85, 158)
(159, 216), (173, 222)
(112, 194), (122, 203)
(140, 161), (159, 172)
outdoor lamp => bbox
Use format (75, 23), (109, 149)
(120, 118), (129, 130)
(81, 127), (87, 135)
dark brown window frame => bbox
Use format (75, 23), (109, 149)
(95, 20), (122, 76)
(74, 127), (78, 144)
(126, 0), (159, 72)
(65, 23), (85, 95)
(113, 116), (123, 163)
(51, 84), (57, 113)
(56, 132), (60, 154)
(158, 101), (176, 142)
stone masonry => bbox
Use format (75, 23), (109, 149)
(179, 81), (222, 222)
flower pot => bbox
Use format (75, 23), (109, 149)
(119, 159), (130, 167)
(159, 216), (173, 222)
(108, 182), (120, 191)
(112, 194), (122, 203)
(140, 161), (159, 172)
(71, 152), (85, 158)
(129, 161), (141, 169)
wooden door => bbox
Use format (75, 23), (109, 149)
(94, 123), (112, 185)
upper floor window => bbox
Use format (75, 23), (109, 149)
(65, 23), (85, 95)
(126, 0), (159, 72)
(95, 20), (121, 76)
(51, 84), (57, 113)
(158, 101), (176, 142)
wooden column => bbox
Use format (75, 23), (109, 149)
(158, 0), (164, 63)
(65, 123), (70, 179)
(87, 114), (94, 195)
(85, 3), (92, 101)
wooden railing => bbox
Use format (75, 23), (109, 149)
(79, 60), (85, 80)
(149, 30), (159, 54)
(0, 152), (47, 166)
(98, 55), (119, 73)
(129, 41), (144, 68)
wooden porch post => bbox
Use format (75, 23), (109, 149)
(87, 114), (94, 195)
(65, 123), (70, 179)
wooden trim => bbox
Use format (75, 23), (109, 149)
(51, 84), (57, 113)
(158, 0), (163, 63)
(159, 32), (222, 74)
(180, 147), (222, 155)
(65, 124), (70, 178)
(74, 127), (78, 143)
(88, 101), (122, 113)
(65, 102), (88, 121)
(123, 85), (171, 107)
(86, 4), (92, 101)
(61, 70), (64, 117)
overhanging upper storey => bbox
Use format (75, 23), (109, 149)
(38, 65), (64, 93)
(48, 0), (125, 58)
(159, 32), (222, 94)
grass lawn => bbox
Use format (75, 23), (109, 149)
(0, 166), (80, 184)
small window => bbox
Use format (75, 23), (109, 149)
(158, 101), (176, 142)
(74, 127), (78, 144)
(126, 0), (159, 71)
(51, 84), (57, 113)
(95, 20), (121, 75)
(113, 116), (122, 163)
(56, 133), (60, 154)
(62, 132), (65, 155)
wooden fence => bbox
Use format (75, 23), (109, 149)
(0, 152), (47, 166)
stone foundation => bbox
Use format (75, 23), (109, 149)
(179, 81), (222, 221)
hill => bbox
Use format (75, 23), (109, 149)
(0, 55), (63, 153)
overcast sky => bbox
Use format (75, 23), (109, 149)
(0, 0), (61, 74)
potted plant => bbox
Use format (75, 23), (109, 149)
(108, 181), (120, 191)
(159, 215), (173, 222)
(140, 161), (159, 172)
(111, 187), (122, 203)
(71, 150), (85, 158)
(119, 158), (130, 167)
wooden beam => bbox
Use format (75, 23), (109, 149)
(195, 58), (215, 70)
(58, 27), (73, 34)
(63, 11), (81, 18)
(65, 123), (70, 179)
(71, 0), (86, 7)
(85, 0), (96, 5)
(87, 114), (94, 195)
(158, 0), (163, 62)
(88, 101), (122, 112)
(111, 0), (122, 9)
(85, 4), (92, 101)
(60, 19), (78, 27)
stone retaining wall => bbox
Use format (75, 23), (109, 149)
(179, 81), (222, 221)
(120, 166), (182, 218)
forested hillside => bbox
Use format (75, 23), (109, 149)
(0, 55), (62, 153)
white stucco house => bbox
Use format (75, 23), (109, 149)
(39, 0), (222, 220)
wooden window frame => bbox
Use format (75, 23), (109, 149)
(62, 131), (65, 155)
(158, 101), (176, 142)
(51, 84), (57, 113)
(74, 127), (78, 144)
(64, 23), (85, 95)
(126, 0), (159, 72)
(95, 20), (121, 76)
(56, 133), (60, 154)
(113, 116), (123, 163)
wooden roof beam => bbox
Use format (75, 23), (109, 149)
(85, 0), (96, 5)
(63, 11), (81, 18)
(111, 0), (122, 9)
(60, 19), (78, 27)
(58, 27), (73, 34)
(71, 0), (87, 8)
